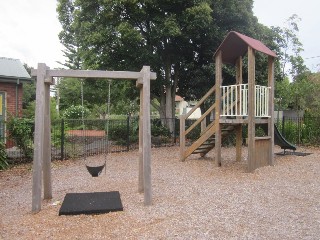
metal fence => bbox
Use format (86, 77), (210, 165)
(275, 116), (320, 146)
(2, 115), (320, 163)
(51, 117), (178, 160)
(2, 117), (179, 162)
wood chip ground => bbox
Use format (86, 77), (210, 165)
(1, 146), (319, 239)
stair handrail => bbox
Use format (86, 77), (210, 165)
(180, 86), (216, 161)
(183, 86), (215, 120)
(185, 97), (221, 135)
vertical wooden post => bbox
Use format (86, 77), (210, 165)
(235, 125), (242, 161)
(138, 85), (144, 193)
(141, 66), (152, 205)
(201, 117), (206, 132)
(247, 47), (256, 172)
(215, 51), (222, 167)
(235, 57), (243, 162)
(32, 63), (46, 213)
(43, 79), (52, 199)
(236, 56), (243, 84)
(268, 56), (275, 166)
(179, 115), (185, 161)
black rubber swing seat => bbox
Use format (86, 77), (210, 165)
(86, 164), (105, 177)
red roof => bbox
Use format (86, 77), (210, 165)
(214, 31), (277, 65)
(175, 95), (184, 102)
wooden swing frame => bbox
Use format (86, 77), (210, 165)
(31, 65), (156, 213)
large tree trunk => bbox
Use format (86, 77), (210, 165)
(159, 87), (166, 124)
(164, 58), (174, 133)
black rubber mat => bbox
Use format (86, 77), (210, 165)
(59, 191), (123, 216)
(276, 151), (312, 156)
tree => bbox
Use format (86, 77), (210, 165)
(23, 98), (60, 121)
(57, 0), (276, 130)
(22, 64), (36, 109)
(56, 77), (82, 111)
(271, 14), (308, 81)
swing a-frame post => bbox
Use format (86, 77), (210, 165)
(31, 64), (156, 213)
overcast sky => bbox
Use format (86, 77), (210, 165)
(0, 0), (319, 72)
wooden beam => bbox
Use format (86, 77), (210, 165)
(138, 83), (144, 193)
(236, 125), (242, 161)
(141, 66), (152, 206)
(268, 56), (275, 166)
(32, 63), (47, 213)
(43, 80), (52, 200)
(215, 51), (222, 167)
(235, 57), (243, 162)
(184, 86), (215, 119)
(247, 47), (256, 172)
(236, 56), (243, 84)
(184, 122), (216, 159)
(185, 101), (218, 136)
(32, 68), (156, 80)
(179, 115), (186, 161)
(220, 118), (269, 124)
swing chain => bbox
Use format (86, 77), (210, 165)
(80, 79), (86, 161)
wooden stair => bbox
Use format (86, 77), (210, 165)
(180, 84), (234, 161)
(188, 124), (235, 158)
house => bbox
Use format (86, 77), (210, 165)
(175, 95), (201, 119)
(0, 57), (31, 139)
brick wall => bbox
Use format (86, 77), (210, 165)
(0, 82), (23, 117)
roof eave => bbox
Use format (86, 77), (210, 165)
(213, 31), (277, 65)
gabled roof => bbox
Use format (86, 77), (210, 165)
(175, 95), (184, 102)
(214, 31), (277, 65)
(0, 57), (31, 81)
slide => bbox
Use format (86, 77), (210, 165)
(274, 124), (297, 151)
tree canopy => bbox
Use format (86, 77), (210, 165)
(57, 0), (312, 120)
(57, 1), (274, 117)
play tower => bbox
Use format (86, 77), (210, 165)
(180, 31), (277, 172)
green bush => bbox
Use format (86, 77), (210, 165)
(186, 124), (201, 141)
(108, 123), (138, 145)
(63, 105), (91, 119)
(277, 118), (320, 145)
(151, 124), (171, 137)
(0, 141), (8, 170)
(7, 117), (33, 160)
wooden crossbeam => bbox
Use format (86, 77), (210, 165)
(31, 68), (157, 80)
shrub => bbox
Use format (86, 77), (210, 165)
(186, 124), (201, 141)
(151, 124), (171, 137)
(63, 105), (91, 119)
(7, 117), (33, 160)
(108, 122), (138, 145)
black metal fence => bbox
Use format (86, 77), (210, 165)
(275, 116), (320, 146)
(2, 117), (179, 162)
(51, 117), (178, 160)
(2, 115), (320, 163)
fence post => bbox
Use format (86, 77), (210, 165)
(127, 114), (130, 151)
(282, 116), (285, 137)
(173, 118), (176, 144)
(61, 119), (65, 160)
(298, 116), (301, 145)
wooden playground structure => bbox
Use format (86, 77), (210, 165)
(31, 65), (156, 213)
(180, 31), (277, 172)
